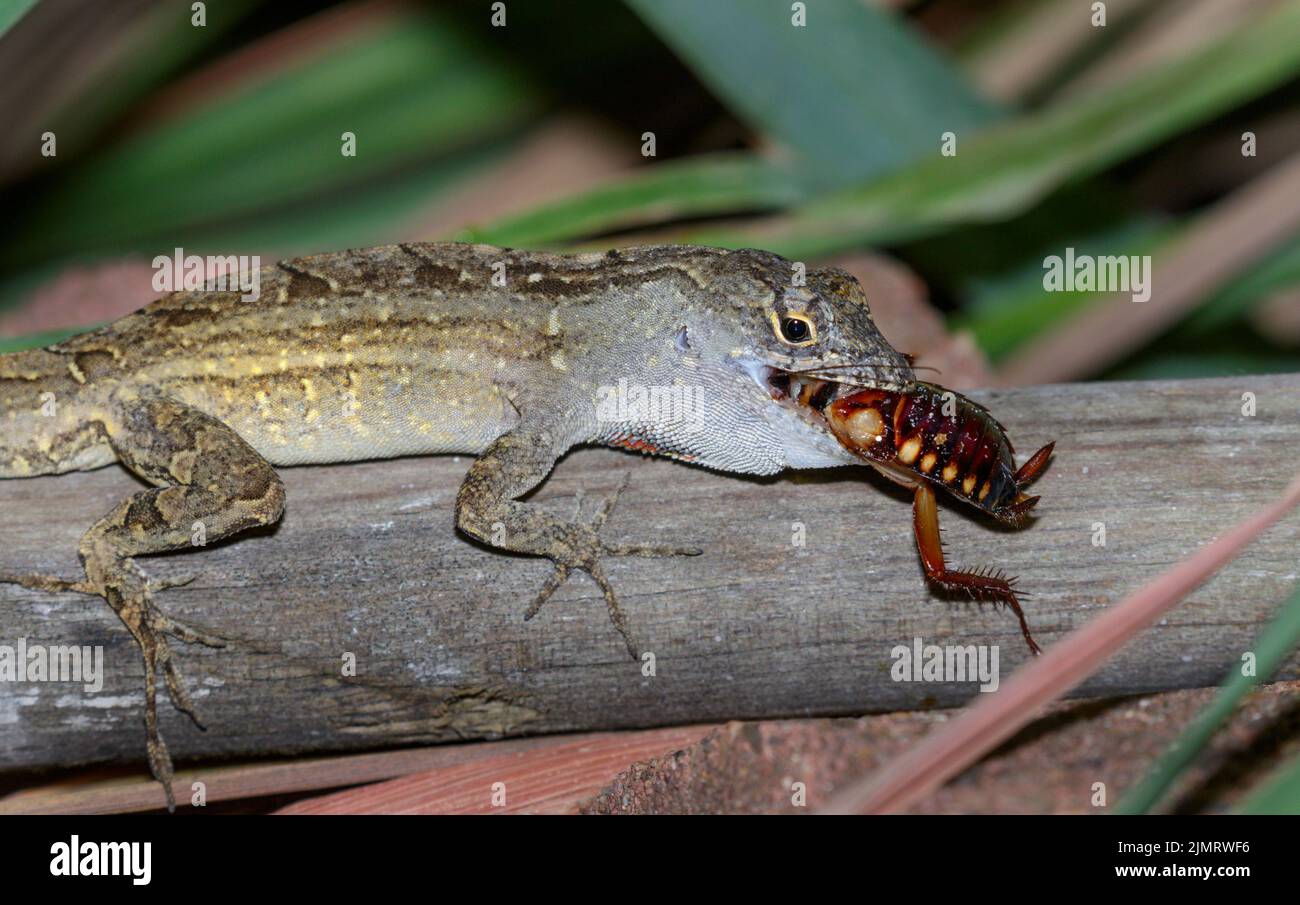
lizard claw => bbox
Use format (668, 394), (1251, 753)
(0, 570), (94, 595)
(147, 572), (199, 593)
(603, 542), (703, 558)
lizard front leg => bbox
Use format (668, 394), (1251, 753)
(1, 394), (284, 809)
(455, 420), (700, 659)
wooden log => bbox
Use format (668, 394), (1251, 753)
(1, 374), (1297, 771)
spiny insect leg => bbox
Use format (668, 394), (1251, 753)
(911, 484), (1043, 655)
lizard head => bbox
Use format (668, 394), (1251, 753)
(661, 246), (915, 473)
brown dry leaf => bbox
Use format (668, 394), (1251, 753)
(582, 682), (1300, 814)
(1249, 287), (1300, 345)
(959, 0), (1148, 104)
(0, 732), (665, 815)
(1052, 0), (1272, 102)
(273, 726), (712, 815)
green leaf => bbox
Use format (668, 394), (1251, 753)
(0, 325), (97, 355)
(0, 0), (38, 38)
(36, 0), (264, 168)
(1239, 752), (1300, 814)
(1115, 584), (1300, 814)
(4, 8), (543, 267)
(656, 1), (1300, 259)
(954, 219), (1174, 360)
(458, 154), (809, 248)
(623, 0), (997, 188)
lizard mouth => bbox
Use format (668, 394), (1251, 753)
(755, 365), (855, 439)
(743, 357), (911, 432)
(764, 368), (839, 412)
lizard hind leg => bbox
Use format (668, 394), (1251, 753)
(911, 483), (1042, 656)
(3, 395), (286, 810)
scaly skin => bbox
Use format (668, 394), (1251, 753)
(0, 242), (912, 808)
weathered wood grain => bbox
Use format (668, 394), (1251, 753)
(1, 374), (1297, 771)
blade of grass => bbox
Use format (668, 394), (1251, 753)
(33, 0), (264, 168)
(1052, 0), (1263, 102)
(956, 0), (1149, 104)
(0, 0), (38, 37)
(941, 216), (1173, 362)
(457, 153), (809, 248)
(624, 0), (996, 188)
(0, 325), (99, 355)
(994, 148), (1300, 385)
(820, 472), (1300, 814)
(466, 2), (1300, 258)
(5, 6), (543, 267)
(1238, 749), (1300, 814)
(647, 0), (1300, 259)
(1115, 584), (1300, 814)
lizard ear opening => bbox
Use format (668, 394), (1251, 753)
(674, 325), (690, 353)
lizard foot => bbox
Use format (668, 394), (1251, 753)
(524, 475), (701, 659)
(3, 563), (224, 811)
(104, 564), (226, 812)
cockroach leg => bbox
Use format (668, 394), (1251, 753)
(911, 483), (1043, 656)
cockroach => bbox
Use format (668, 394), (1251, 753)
(792, 378), (1054, 655)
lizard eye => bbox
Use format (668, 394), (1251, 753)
(773, 312), (816, 347)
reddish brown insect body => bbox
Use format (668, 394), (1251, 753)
(791, 378), (1054, 655)
(825, 382), (1048, 524)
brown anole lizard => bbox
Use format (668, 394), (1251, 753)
(0, 242), (913, 808)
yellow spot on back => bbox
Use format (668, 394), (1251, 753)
(898, 435), (922, 465)
(847, 407), (883, 445)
